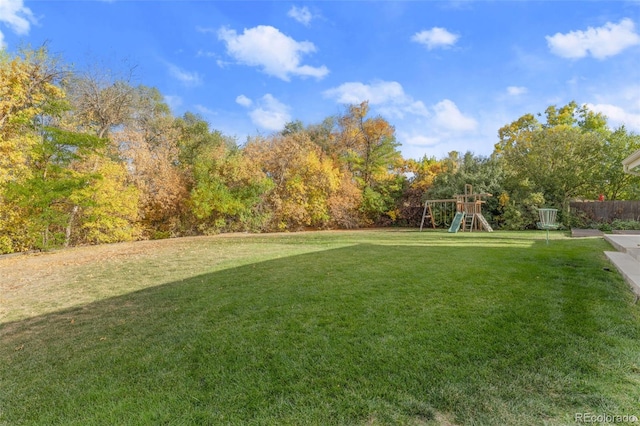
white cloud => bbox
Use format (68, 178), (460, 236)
(0, 0), (35, 34)
(163, 95), (183, 112)
(323, 80), (429, 118)
(378, 100), (430, 120)
(235, 94), (253, 107)
(166, 63), (202, 86)
(237, 94), (291, 131)
(288, 6), (313, 26)
(323, 80), (403, 104)
(507, 86), (528, 96)
(324, 81), (476, 133)
(0, 0), (36, 48)
(546, 18), (640, 59)
(195, 105), (217, 116)
(218, 25), (329, 81)
(411, 27), (459, 50)
(399, 132), (440, 147)
(586, 103), (640, 131)
(196, 50), (217, 58)
(397, 126), (488, 161)
(324, 81), (478, 158)
(250, 94), (291, 131)
(620, 85), (640, 110)
(432, 99), (478, 132)
(624, 85), (640, 105)
(196, 26), (216, 34)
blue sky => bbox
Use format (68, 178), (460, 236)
(1, 0), (639, 160)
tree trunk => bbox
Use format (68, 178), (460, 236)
(64, 205), (79, 247)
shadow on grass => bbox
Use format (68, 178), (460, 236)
(1, 229), (544, 326)
(2, 241), (639, 425)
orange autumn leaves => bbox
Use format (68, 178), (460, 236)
(0, 48), (440, 253)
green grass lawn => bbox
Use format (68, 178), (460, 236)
(1, 230), (639, 425)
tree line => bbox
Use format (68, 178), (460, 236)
(1, 47), (639, 253)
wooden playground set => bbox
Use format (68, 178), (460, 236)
(420, 184), (494, 233)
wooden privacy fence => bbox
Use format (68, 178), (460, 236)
(570, 201), (640, 222)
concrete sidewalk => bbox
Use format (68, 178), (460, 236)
(604, 234), (640, 298)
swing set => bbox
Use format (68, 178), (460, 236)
(419, 199), (457, 230)
(420, 184), (494, 232)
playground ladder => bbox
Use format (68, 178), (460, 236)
(476, 213), (494, 232)
(463, 213), (475, 231)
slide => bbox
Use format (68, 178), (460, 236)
(448, 212), (465, 233)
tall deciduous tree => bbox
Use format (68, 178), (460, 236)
(4, 129), (106, 249)
(0, 46), (67, 185)
(64, 64), (137, 139)
(0, 47), (69, 252)
(174, 112), (231, 171)
(111, 90), (188, 237)
(397, 155), (445, 226)
(70, 154), (140, 245)
(503, 126), (601, 206)
(335, 101), (403, 224)
(189, 147), (273, 233)
(494, 101), (607, 225)
(337, 102), (400, 187)
(175, 113), (272, 233)
(597, 126), (640, 200)
(245, 133), (357, 230)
